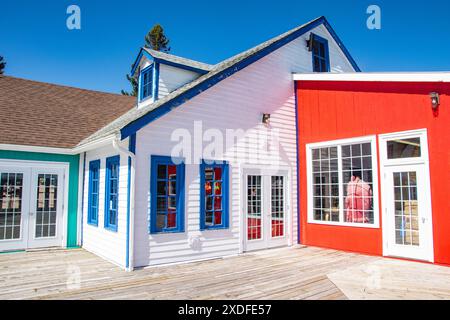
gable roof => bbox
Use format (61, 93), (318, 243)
(79, 16), (360, 147)
(0, 76), (136, 149)
(131, 48), (213, 76)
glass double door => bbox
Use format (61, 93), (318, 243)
(244, 170), (289, 251)
(0, 164), (65, 251)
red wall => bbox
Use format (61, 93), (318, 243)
(296, 81), (450, 265)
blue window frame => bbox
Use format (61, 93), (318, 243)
(140, 65), (153, 101)
(311, 34), (330, 72)
(87, 160), (100, 226)
(150, 155), (185, 234)
(105, 155), (120, 232)
(200, 160), (229, 230)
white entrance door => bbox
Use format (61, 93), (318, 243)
(28, 168), (65, 249)
(380, 129), (434, 262)
(0, 163), (65, 251)
(243, 169), (289, 251)
(383, 165), (433, 261)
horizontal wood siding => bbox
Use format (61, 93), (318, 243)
(133, 25), (356, 267)
(158, 64), (203, 99)
(81, 143), (129, 267)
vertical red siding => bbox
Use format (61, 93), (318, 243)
(296, 81), (450, 264)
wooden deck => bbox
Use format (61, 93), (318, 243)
(0, 246), (449, 300)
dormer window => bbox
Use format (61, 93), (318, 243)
(311, 34), (330, 73)
(140, 65), (153, 100)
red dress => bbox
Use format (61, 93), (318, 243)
(345, 176), (372, 223)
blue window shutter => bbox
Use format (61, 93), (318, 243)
(149, 155), (185, 234)
(104, 155), (120, 232)
(87, 160), (100, 226)
(199, 160), (229, 231)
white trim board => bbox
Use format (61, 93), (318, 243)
(293, 72), (450, 83)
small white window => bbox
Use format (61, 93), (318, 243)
(306, 136), (379, 228)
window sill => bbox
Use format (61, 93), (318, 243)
(104, 225), (118, 233)
(200, 226), (229, 231)
(87, 221), (98, 227)
(149, 229), (185, 235)
(307, 220), (380, 229)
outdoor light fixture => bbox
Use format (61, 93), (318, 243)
(262, 113), (271, 125)
(306, 33), (315, 52)
(430, 92), (440, 110)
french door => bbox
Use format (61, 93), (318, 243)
(243, 169), (289, 251)
(0, 163), (65, 251)
(383, 164), (433, 261)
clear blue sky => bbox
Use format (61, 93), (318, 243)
(1, 0), (449, 94)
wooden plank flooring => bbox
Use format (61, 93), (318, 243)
(0, 246), (448, 300)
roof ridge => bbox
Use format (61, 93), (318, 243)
(142, 48), (214, 70)
(0, 75), (135, 98)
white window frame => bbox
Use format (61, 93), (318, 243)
(378, 129), (429, 166)
(306, 135), (380, 228)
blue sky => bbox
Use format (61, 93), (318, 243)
(1, 0), (449, 94)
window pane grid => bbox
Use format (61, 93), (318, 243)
(311, 142), (375, 225)
(271, 176), (284, 238)
(156, 164), (178, 231)
(247, 175), (262, 240)
(35, 174), (58, 238)
(0, 173), (23, 240)
(394, 172), (419, 246)
(105, 157), (119, 230)
(203, 166), (224, 228)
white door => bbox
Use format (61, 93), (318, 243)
(0, 163), (65, 251)
(243, 169), (289, 251)
(0, 167), (31, 251)
(383, 165), (433, 261)
(28, 168), (65, 249)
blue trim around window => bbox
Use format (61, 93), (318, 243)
(199, 160), (229, 231)
(150, 155), (185, 234)
(87, 159), (100, 226)
(140, 65), (153, 101)
(311, 33), (330, 72)
(104, 155), (120, 232)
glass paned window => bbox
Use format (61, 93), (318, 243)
(150, 156), (185, 233)
(141, 66), (153, 100)
(310, 140), (376, 226)
(88, 160), (100, 226)
(200, 161), (228, 230)
(0, 173), (23, 240)
(387, 138), (421, 159)
(312, 34), (330, 73)
(35, 174), (58, 238)
(105, 156), (120, 231)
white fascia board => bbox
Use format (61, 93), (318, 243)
(293, 72), (450, 83)
(0, 144), (74, 155)
(0, 134), (116, 156)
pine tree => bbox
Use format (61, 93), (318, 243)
(122, 24), (171, 96)
(0, 56), (5, 75)
(144, 24), (170, 52)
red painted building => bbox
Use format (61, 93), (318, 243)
(294, 73), (450, 266)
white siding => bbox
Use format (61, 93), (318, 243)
(81, 143), (129, 268)
(158, 64), (203, 99)
(133, 25), (356, 267)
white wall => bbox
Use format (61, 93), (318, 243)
(158, 64), (203, 99)
(81, 142), (130, 268)
(132, 25), (356, 267)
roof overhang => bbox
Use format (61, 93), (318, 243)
(293, 72), (450, 83)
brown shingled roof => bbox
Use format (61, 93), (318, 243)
(0, 76), (136, 149)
